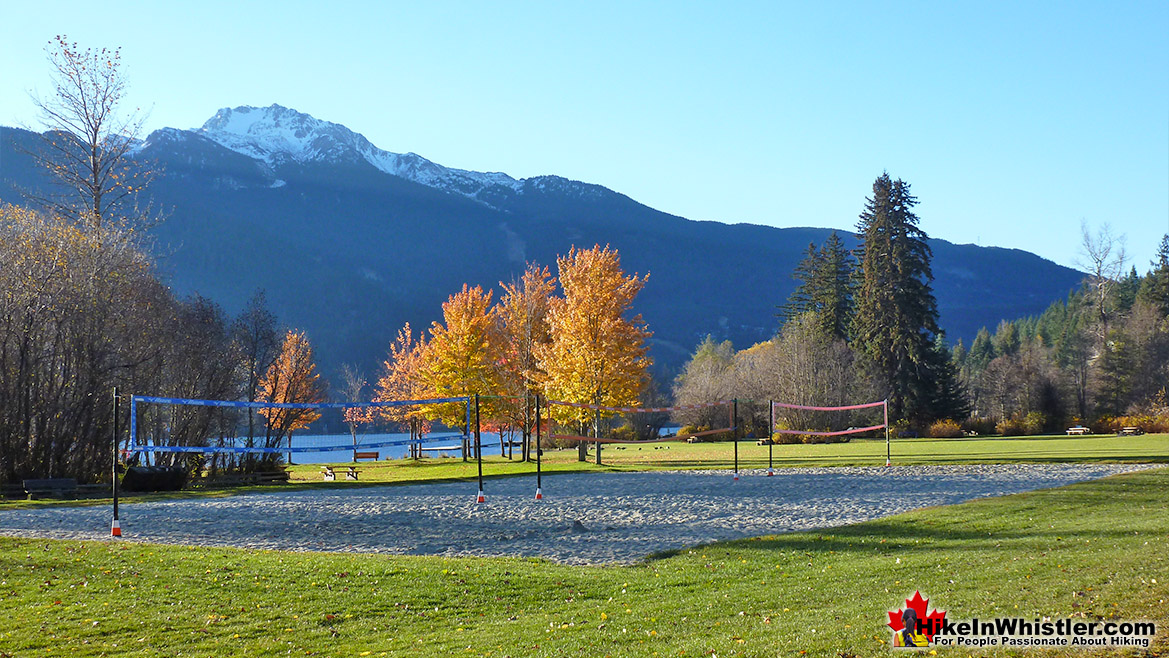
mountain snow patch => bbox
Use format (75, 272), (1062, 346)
(197, 104), (530, 207)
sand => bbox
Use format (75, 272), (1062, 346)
(0, 464), (1155, 565)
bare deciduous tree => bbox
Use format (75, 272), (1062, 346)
(339, 364), (371, 462)
(1078, 221), (1128, 336)
(29, 35), (152, 228)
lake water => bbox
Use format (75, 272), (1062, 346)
(281, 431), (514, 464)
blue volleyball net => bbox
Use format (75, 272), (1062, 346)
(125, 395), (472, 459)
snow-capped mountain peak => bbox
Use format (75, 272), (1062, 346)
(196, 104), (524, 203)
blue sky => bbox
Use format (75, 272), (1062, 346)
(2, 1), (1166, 272)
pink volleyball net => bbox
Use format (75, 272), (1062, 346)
(769, 399), (888, 438)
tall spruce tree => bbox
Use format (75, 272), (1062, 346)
(781, 232), (854, 340)
(852, 173), (947, 425)
(781, 243), (821, 321)
(1137, 234), (1169, 312)
(930, 334), (972, 422)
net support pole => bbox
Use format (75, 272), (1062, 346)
(767, 399), (774, 476)
(594, 406), (602, 466)
(475, 394), (485, 503)
(111, 387), (121, 538)
(732, 398), (739, 481)
(463, 397), (471, 463)
(129, 395), (137, 451)
(534, 395), (543, 500)
(522, 395), (530, 462)
(884, 399), (891, 467)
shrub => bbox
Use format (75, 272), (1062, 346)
(962, 417), (997, 436)
(1022, 412), (1046, 435)
(997, 417), (1026, 437)
(928, 419), (964, 438)
(773, 432), (803, 445)
(1113, 414), (1169, 434)
(610, 425), (637, 441)
(1090, 416), (1117, 435)
(770, 431), (850, 444)
(802, 432), (850, 444)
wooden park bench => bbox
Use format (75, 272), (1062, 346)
(1066, 426), (1090, 435)
(23, 478), (78, 500)
(255, 470), (290, 484)
(0, 484), (27, 499)
(194, 470), (288, 489)
(354, 451), (379, 461)
(1118, 426), (1144, 436)
(322, 466), (359, 481)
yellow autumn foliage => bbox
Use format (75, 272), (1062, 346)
(537, 245), (652, 426)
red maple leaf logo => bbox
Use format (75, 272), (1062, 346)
(887, 591), (947, 641)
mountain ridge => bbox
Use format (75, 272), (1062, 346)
(0, 113), (1086, 381)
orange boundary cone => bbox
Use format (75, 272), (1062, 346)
(476, 490), (486, 503)
(733, 472), (739, 481)
(767, 468), (774, 477)
(885, 459), (892, 467)
(534, 488), (543, 500)
(110, 520), (121, 537)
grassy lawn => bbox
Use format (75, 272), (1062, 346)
(1, 433), (1164, 509)
(278, 433), (1169, 487)
(0, 467), (1165, 656)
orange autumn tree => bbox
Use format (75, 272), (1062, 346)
(258, 330), (326, 464)
(375, 322), (432, 457)
(421, 285), (502, 439)
(493, 263), (556, 460)
(537, 245), (652, 462)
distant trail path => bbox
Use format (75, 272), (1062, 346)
(0, 464), (1155, 565)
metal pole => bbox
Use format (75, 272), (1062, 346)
(111, 388), (121, 537)
(535, 395), (543, 500)
(463, 397), (471, 462)
(521, 395), (529, 461)
(767, 399), (774, 476)
(129, 395), (137, 451)
(475, 394), (485, 502)
(732, 399), (739, 481)
(884, 399), (891, 467)
(594, 406), (602, 465)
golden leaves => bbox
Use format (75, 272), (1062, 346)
(374, 323), (432, 432)
(258, 330), (325, 432)
(538, 245), (652, 418)
(421, 284), (501, 427)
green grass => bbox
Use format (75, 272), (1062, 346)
(1, 467), (1165, 656)
(2, 433), (1163, 509)
(279, 433), (1168, 486)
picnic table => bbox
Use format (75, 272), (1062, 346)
(1118, 426), (1144, 436)
(322, 466), (359, 481)
(1066, 426), (1090, 435)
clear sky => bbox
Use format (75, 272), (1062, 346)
(3, 1), (1166, 272)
